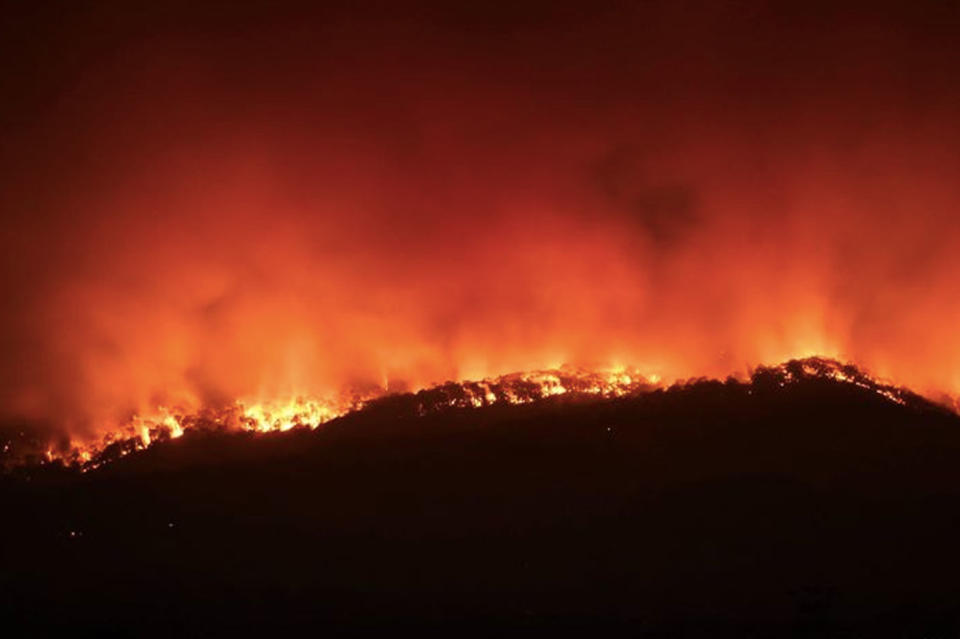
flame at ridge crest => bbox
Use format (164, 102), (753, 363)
(15, 358), (946, 472)
(38, 366), (662, 470)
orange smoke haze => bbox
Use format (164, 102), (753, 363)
(2, 2), (960, 443)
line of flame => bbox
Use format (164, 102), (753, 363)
(28, 359), (934, 471)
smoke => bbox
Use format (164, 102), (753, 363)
(2, 2), (960, 439)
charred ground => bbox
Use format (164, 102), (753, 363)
(2, 361), (960, 636)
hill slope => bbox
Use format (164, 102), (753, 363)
(2, 360), (960, 636)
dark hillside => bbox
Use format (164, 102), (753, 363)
(3, 364), (959, 636)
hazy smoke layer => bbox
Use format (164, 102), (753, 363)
(2, 2), (960, 437)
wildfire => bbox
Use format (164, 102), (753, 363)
(2, 357), (937, 473)
(19, 366), (658, 471)
(240, 398), (346, 433)
(769, 357), (912, 407)
(3, 1), (959, 495)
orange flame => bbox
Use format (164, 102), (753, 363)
(23, 358), (933, 472)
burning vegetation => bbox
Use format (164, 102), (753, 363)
(1, 357), (942, 472)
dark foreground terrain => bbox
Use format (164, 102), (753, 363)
(3, 364), (960, 637)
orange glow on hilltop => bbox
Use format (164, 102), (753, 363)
(3, 4), (960, 467)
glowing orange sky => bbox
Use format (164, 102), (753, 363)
(2, 2), (960, 437)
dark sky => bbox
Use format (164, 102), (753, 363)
(2, 1), (960, 436)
